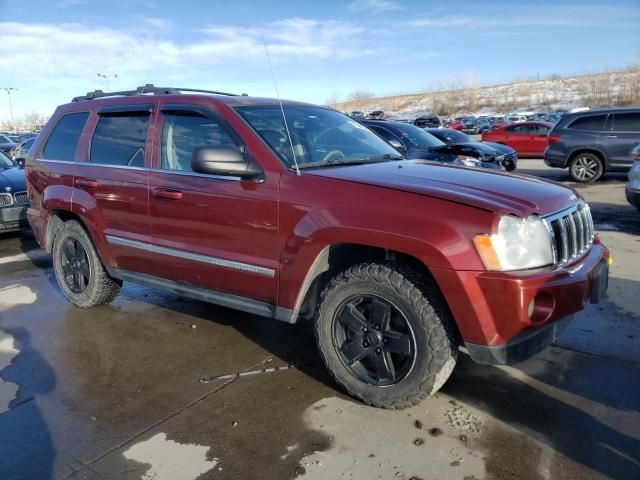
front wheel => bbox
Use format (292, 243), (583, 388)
(569, 153), (603, 183)
(314, 263), (457, 409)
(52, 220), (122, 307)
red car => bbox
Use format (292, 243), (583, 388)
(449, 120), (465, 130)
(26, 86), (608, 408)
(482, 121), (553, 157)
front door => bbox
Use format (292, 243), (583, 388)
(147, 105), (279, 304)
(75, 104), (153, 274)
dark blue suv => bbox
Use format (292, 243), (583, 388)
(545, 108), (640, 182)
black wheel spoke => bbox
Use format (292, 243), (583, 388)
(338, 303), (368, 332)
(372, 351), (395, 382)
(384, 331), (412, 355)
(62, 262), (73, 276)
(340, 336), (370, 364)
(63, 242), (76, 262)
(77, 271), (86, 290)
(370, 297), (391, 331)
(79, 262), (90, 278)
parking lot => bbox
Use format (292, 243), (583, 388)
(0, 159), (639, 480)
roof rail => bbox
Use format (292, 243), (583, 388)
(71, 84), (248, 102)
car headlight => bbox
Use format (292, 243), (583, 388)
(458, 155), (481, 167)
(474, 215), (553, 271)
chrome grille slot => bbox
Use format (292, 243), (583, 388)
(13, 191), (28, 205)
(0, 193), (13, 208)
(545, 204), (594, 267)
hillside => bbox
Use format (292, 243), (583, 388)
(335, 68), (640, 119)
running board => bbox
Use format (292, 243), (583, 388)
(107, 268), (295, 324)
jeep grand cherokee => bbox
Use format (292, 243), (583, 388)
(26, 85), (610, 408)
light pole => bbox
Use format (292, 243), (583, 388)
(2, 87), (17, 131)
(97, 73), (118, 91)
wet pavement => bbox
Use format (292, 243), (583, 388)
(1, 161), (639, 480)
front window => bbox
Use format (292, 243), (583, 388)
(390, 123), (445, 149)
(0, 134), (13, 143)
(234, 105), (401, 169)
(0, 151), (14, 168)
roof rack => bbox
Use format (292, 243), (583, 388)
(72, 84), (248, 102)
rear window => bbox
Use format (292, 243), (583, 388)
(568, 115), (606, 131)
(89, 113), (150, 167)
(611, 112), (640, 132)
(42, 112), (89, 161)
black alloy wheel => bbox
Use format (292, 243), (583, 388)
(60, 237), (91, 293)
(332, 295), (416, 386)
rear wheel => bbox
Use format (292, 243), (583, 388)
(569, 153), (603, 183)
(314, 263), (457, 409)
(52, 220), (122, 307)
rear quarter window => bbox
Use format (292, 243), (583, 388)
(41, 112), (90, 161)
(567, 115), (607, 131)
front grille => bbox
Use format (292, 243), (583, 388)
(13, 191), (28, 205)
(0, 193), (13, 208)
(544, 204), (594, 267)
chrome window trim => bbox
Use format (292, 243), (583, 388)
(105, 235), (275, 278)
(76, 162), (148, 171)
(147, 168), (244, 182)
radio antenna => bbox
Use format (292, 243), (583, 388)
(259, 28), (301, 176)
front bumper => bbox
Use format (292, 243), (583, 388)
(0, 204), (29, 232)
(431, 241), (609, 365)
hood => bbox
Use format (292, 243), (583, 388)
(0, 166), (27, 192)
(406, 148), (458, 163)
(308, 160), (577, 216)
(482, 141), (516, 154)
(435, 142), (501, 159)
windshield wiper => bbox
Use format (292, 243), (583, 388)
(297, 154), (404, 170)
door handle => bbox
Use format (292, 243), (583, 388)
(152, 188), (183, 200)
(75, 178), (98, 189)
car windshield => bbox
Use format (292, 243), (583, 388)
(430, 129), (471, 144)
(0, 151), (14, 168)
(235, 105), (402, 170)
(0, 134), (13, 143)
(390, 123), (445, 149)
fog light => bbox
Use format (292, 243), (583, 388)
(529, 292), (555, 324)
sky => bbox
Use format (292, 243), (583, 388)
(0, 0), (638, 121)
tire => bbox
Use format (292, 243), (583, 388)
(569, 152), (603, 183)
(314, 263), (457, 409)
(52, 220), (122, 307)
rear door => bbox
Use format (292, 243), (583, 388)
(146, 104), (279, 304)
(600, 111), (640, 168)
(502, 124), (531, 154)
(75, 104), (153, 274)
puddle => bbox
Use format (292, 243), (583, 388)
(123, 432), (218, 480)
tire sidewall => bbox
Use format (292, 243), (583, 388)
(316, 273), (443, 405)
(52, 223), (98, 305)
(570, 153), (603, 183)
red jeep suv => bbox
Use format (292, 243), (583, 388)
(26, 85), (609, 408)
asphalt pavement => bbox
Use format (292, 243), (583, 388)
(1, 159), (639, 480)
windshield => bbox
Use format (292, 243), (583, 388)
(430, 129), (471, 144)
(390, 123), (445, 149)
(235, 105), (401, 169)
(0, 151), (14, 168)
(0, 134), (13, 143)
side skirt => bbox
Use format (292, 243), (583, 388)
(107, 268), (295, 324)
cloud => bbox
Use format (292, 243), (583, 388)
(407, 16), (472, 28)
(347, 0), (403, 15)
(133, 16), (174, 30)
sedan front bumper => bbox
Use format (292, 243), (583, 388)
(0, 205), (29, 232)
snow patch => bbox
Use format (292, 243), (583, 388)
(0, 284), (37, 310)
(0, 331), (20, 414)
(123, 432), (217, 480)
(0, 253), (31, 265)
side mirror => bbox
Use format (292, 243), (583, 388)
(388, 139), (406, 153)
(191, 147), (262, 179)
(15, 158), (25, 168)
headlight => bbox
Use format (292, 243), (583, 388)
(474, 215), (553, 271)
(458, 155), (481, 167)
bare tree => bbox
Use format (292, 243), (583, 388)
(347, 89), (375, 101)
